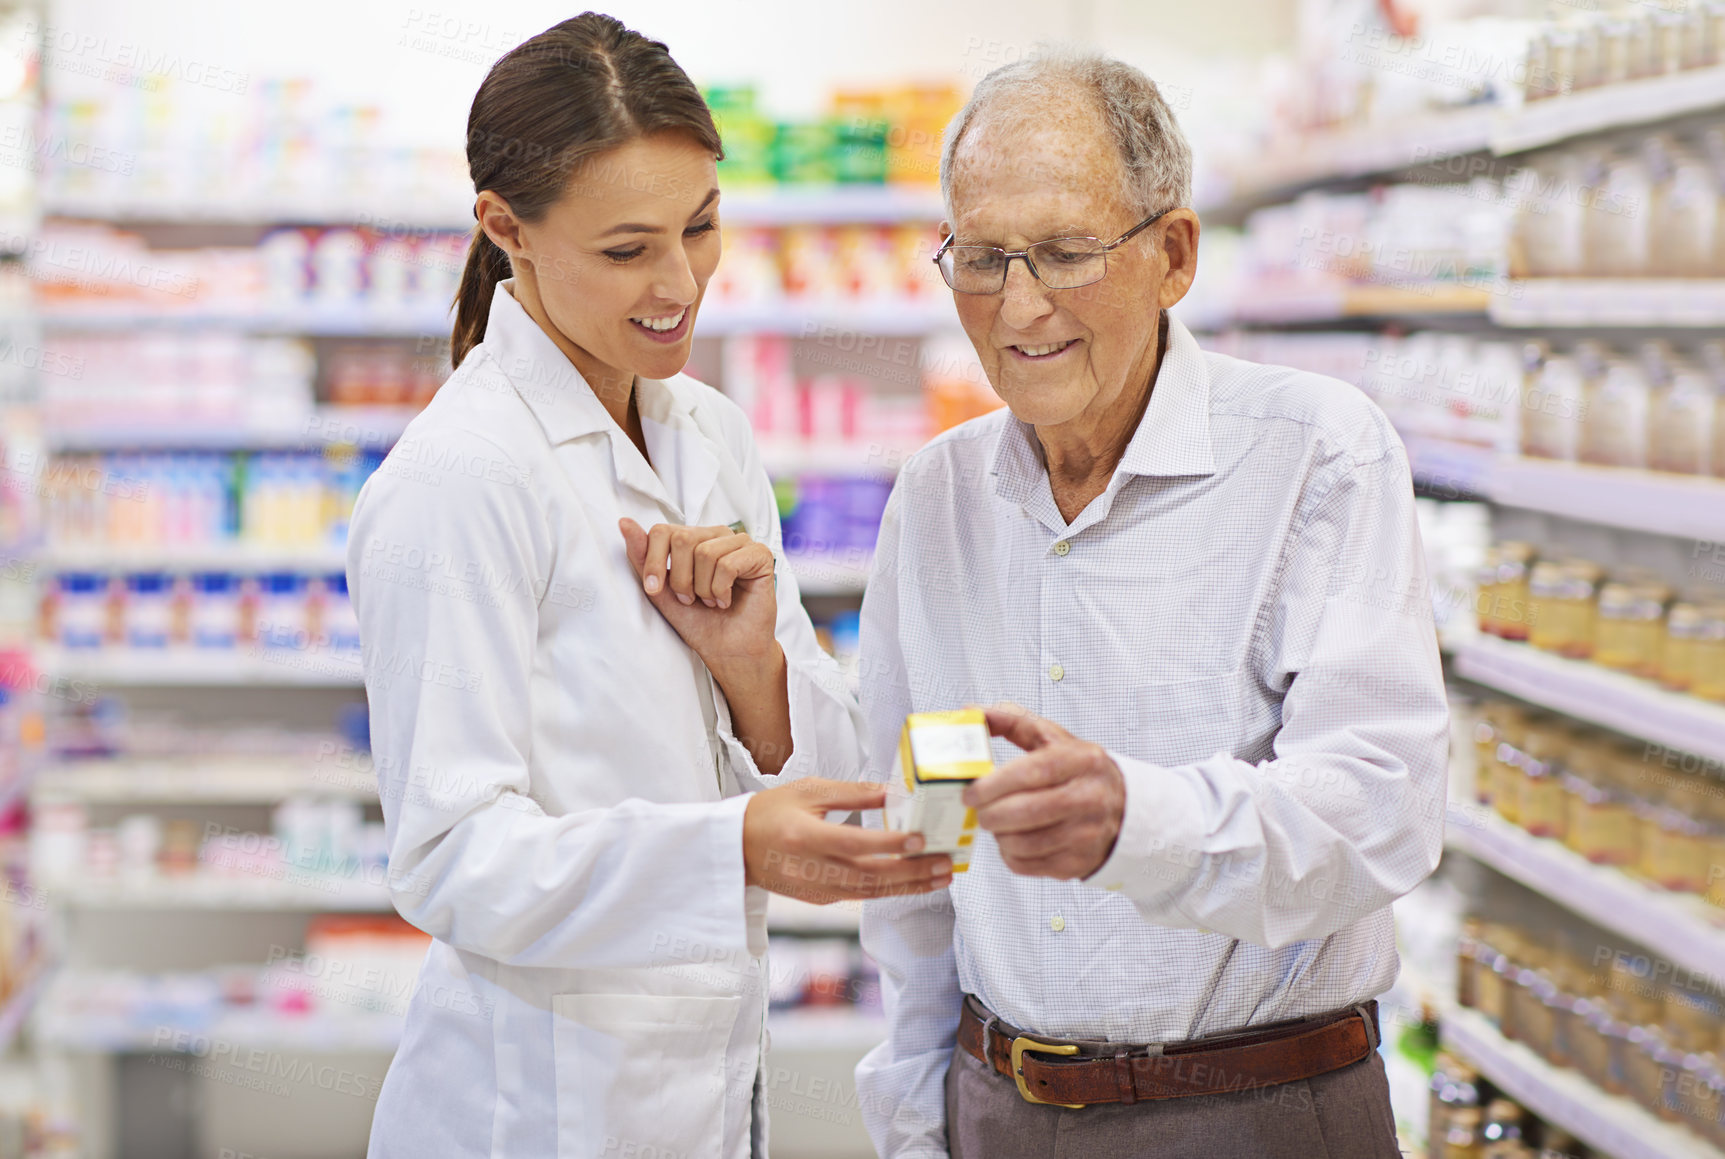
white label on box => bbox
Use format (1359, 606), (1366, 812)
(909, 723), (990, 771)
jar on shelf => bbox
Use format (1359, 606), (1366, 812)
(1457, 918), (1482, 1009)
(1510, 717), (1571, 837)
(1442, 1104), (1485, 1159)
(1522, 355), (1586, 461)
(1507, 966), (1560, 1058)
(1621, 1024), (1680, 1120)
(1570, 996), (1621, 1094)
(1580, 353), (1651, 467)
(1593, 580), (1669, 676)
(1692, 603), (1725, 703)
(1665, 1052), (1725, 1145)
(1471, 924), (1515, 1027)
(1427, 1053), (1480, 1159)
(1664, 984), (1724, 1057)
(1704, 791), (1725, 910)
(1640, 799), (1714, 894)
(1528, 560), (1600, 658)
(1662, 601), (1707, 691)
(1479, 1098), (1525, 1153)
(1562, 741), (1639, 866)
(1478, 544), (1534, 641)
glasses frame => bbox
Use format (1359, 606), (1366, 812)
(932, 206), (1175, 295)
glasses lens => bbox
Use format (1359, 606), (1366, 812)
(940, 247), (1008, 292)
(1027, 238), (1106, 288)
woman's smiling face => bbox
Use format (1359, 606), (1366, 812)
(481, 131), (721, 396)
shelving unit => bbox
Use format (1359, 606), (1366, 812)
(1441, 1004), (1725, 1159)
(1451, 636), (1725, 766)
(1203, 65), (1725, 221)
(35, 646), (364, 688)
(42, 875), (394, 912)
(33, 759), (378, 804)
(1206, 55), (1725, 1157)
(1443, 803), (1725, 977)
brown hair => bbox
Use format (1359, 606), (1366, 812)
(451, 12), (722, 368)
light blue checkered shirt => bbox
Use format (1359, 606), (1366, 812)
(853, 316), (1449, 1157)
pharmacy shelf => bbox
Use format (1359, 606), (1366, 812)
(1491, 278), (1725, 328)
(37, 646), (364, 688)
(45, 406), (419, 452)
(36, 298), (955, 338)
(35, 1006), (404, 1054)
(767, 894), (862, 934)
(1203, 105), (1498, 220)
(1451, 635), (1725, 766)
(42, 873), (394, 912)
(1228, 282), (1493, 324)
(1441, 1004), (1725, 1159)
(786, 553), (872, 597)
(1495, 63), (1725, 156)
(36, 543), (349, 573)
(44, 183), (945, 232)
(1402, 436), (1725, 542)
(33, 758), (377, 804)
(767, 1007), (887, 1053)
(1204, 66), (1725, 219)
(1443, 802), (1725, 978)
(39, 304), (454, 338)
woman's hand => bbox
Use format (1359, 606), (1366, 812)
(744, 779), (954, 903)
(619, 518), (778, 685)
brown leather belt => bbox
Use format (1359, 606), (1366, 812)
(958, 994), (1380, 1108)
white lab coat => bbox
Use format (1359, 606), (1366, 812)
(347, 281), (866, 1159)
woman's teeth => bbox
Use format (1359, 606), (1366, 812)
(1015, 339), (1074, 357)
(631, 309), (686, 332)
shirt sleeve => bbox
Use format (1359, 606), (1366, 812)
(348, 427), (754, 970)
(854, 484), (961, 1159)
(1085, 446), (1449, 950)
(711, 418), (867, 792)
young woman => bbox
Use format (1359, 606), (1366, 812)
(347, 14), (951, 1157)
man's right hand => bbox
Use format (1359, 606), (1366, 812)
(744, 778), (953, 904)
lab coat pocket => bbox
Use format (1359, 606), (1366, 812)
(552, 992), (743, 1159)
(1126, 673), (1241, 766)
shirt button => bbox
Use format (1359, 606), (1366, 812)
(1048, 663), (1064, 682)
(1053, 540), (1070, 556)
(1050, 916), (1066, 933)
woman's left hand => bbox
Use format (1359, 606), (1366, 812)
(618, 517), (780, 686)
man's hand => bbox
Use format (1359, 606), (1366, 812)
(963, 703), (1126, 880)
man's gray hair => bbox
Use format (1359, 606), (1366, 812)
(939, 48), (1193, 220)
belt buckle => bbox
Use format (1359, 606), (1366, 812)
(1010, 1036), (1086, 1108)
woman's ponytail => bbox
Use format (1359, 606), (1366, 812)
(448, 12), (722, 370)
(451, 226), (514, 369)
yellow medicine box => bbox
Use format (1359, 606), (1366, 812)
(885, 709), (993, 871)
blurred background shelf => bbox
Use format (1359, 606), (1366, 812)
(1441, 1004), (1725, 1159)
(42, 875), (394, 912)
(1491, 279), (1725, 328)
(44, 407), (419, 452)
(1443, 802), (1725, 978)
(36, 544), (350, 573)
(36, 647), (365, 688)
(33, 760), (376, 804)
(1451, 635), (1725, 766)
(35, 1008), (405, 1054)
(1402, 439), (1725, 542)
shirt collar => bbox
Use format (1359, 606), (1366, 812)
(479, 279), (699, 444)
(479, 280), (714, 519)
(989, 313), (1217, 506)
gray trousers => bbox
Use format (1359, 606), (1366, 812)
(944, 1038), (1401, 1158)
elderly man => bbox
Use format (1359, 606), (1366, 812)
(854, 50), (1448, 1159)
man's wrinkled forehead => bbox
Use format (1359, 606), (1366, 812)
(947, 95), (1131, 237)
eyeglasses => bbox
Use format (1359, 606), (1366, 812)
(932, 207), (1174, 295)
